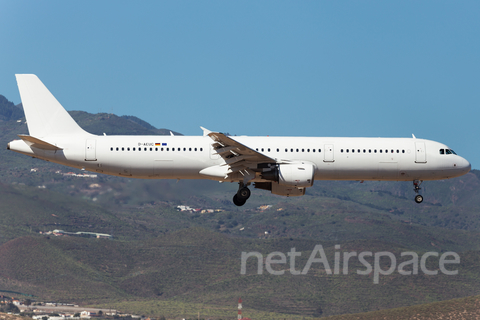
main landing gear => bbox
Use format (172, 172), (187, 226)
(233, 183), (251, 206)
(413, 180), (423, 204)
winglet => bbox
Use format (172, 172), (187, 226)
(200, 126), (212, 137)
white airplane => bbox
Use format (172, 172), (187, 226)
(8, 74), (471, 206)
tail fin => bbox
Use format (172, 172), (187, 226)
(15, 74), (90, 137)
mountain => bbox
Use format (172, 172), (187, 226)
(69, 111), (182, 136)
(2, 93), (480, 318)
(2, 229), (480, 318)
(0, 95), (23, 122)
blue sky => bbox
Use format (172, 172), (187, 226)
(1, 1), (479, 168)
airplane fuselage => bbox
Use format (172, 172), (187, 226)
(9, 134), (470, 182)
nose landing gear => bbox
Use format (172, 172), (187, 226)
(413, 180), (423, 203)
(233, 183), (251, 206)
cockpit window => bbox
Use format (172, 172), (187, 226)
(441, 149), (457, 155)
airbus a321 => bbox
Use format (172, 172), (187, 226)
(7, 75), (471, 206)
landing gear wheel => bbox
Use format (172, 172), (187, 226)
(233, 194), (246, 206)
(237, 187), (251, 200)
(413, 180), (424, 204)
(415, 194), (423, 204)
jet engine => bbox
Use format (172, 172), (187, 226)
(260, 161), (315, 187)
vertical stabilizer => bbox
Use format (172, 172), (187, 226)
(15, 74), (90, 137)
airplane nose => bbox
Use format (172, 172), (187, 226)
(456, 157), (471, 174)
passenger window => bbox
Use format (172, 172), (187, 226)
(133, 147), (136, 151)
(302, 149), (304, 152)
(116, 147), (119, 151)
(285, 149), (288, 152)
(374, 150), (377, 153)
(352, 149), (355, 153)
(127, 147), (130, 151)
(346, 149), (349, 153)
(277, 148), (279, 152)
(268, 148), (271, 152)
(402, 150), (405, 153)
(296, 149), (299, 152)
(341, 149), (344, 153)
(155, 147), (158, 151)
(167, 148), (169, 151)
(358, 149), (360, 153)
(313, 149), (315, 152)
(307, 149), (310, 152)
(110, 147), (113, 151)
(189, 148), (192, 151)
(195, 148), (197, 151)
(150, 148), (152, 151)
(200, 148), (203, 151)
(397, 150), (399, 153)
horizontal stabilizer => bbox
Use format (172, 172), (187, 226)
(18, 134), (63, 150)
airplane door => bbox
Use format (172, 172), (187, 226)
(415, 142), (427, 163)
(85, 139), (97, 161)
(324, 144), (334, 162)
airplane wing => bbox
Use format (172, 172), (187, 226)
(207, 131), (275, 165)
(200, 130), (276, 180)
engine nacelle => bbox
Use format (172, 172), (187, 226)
(261, 161), (315, 188)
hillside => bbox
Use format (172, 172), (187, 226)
(2, 229), (480, 318)
(322, 295), (480, 320)
(2, 94), (480, 318)
(0, 95), (23, 121)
